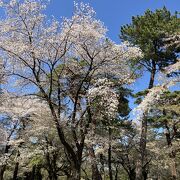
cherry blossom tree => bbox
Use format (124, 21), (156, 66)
(0, 1), (178, 179)
(0, 0), (142, 179)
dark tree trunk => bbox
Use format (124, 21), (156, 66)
(12, 162), (19, 180)
(45, 137), (58, 180)
(114, 165), (118, 180)
(142, 168), (148, 180)
(164, 115), (177, 180)
(128, 169), (136, 180)
(136, 115), (148, 180)
(31, 166), (36, 180)
(66, 148), (83, 180)
(0, 166), (6, 180)
(46, 154), (56, 180)
(67, 166), (81, 180)
(52, 153), (58, 178)
(24, 172), (32, 180)
(100, 154), (105, 177)
(23, 166), (36, 180)
(89, 146), (102, 180)
(48, 102), (82, 180)
(12, 152), (20, 180)
(148, 60), (156, 89)
(27, 165), (42, 180)
(0, 144), (11, 180)
(136, 60), (156, 180)
(108, 127), (113, 180)
(35, 166), (42, 180)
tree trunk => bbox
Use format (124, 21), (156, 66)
(35, 166), (42, 180)
(0, 144), (10, 180)
(12, 151), (20, 180)
(31, 166), (36, 180)
(100, 153), (105, 177)
(114, 165), (118, 180)
(136, 115), (148, 180)
(68, 167), (81, 180)
(0, 166), (6, 180)
(12, 162), (19, 180)
(136, 61), (156, 180)
(45, 137), (58, 180)
(148, 60), (156, 89)
(46, 153), (56, 180)
(164, 117), (177, 180)
(142, 168), (148, 180)
(52, 154), (58, 180)
(0, 134), (16, 179)
(108, 127), (113, 180)
(89, 146), (102, 180)
(27, 165), (42, 180)
(128, 169), (136, 180)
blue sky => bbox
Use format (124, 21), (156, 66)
(46, 0), (179, 43)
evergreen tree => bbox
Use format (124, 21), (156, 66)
(120, 7), (180, 180)
(120, 7), (179, 88)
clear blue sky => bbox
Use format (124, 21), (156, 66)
(46, 0), (179, 43)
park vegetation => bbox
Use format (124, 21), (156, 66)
(0, 1), (179, 179)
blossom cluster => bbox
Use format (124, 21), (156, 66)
(134, 59), (179, 122)
(164, 59), (180, 75)
(134, 86), (167, 121)
(88, 78), (119, 119)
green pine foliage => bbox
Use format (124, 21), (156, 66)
(120, 7), (180, 71)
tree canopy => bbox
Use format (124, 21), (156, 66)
(0, 1), (179, 180)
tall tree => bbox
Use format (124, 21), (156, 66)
(120, 7), (180, 180)
(134, 59), (180, 180)
(121, 7), (179, 88)
(0, 1), (142, 179)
